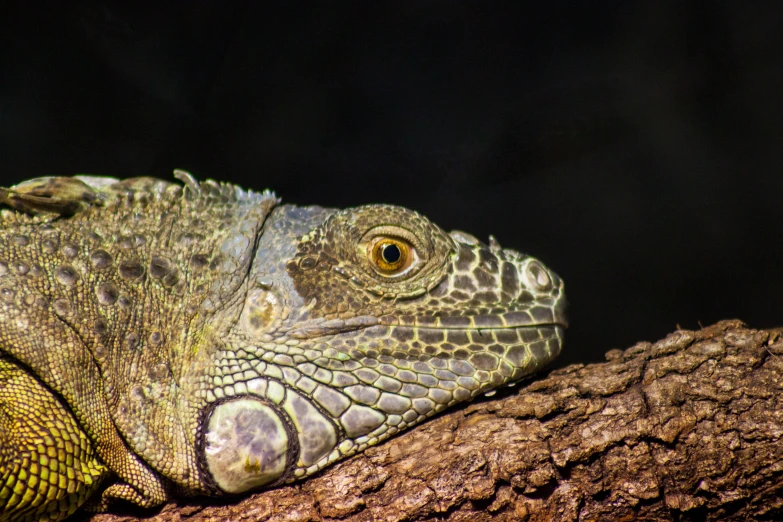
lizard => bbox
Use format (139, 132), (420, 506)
(0, 171), (567, 521)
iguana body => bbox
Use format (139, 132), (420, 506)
(0, 172), (566, 521)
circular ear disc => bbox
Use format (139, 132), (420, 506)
(202, 387), (342, 493)
(204, 398), (289, 493)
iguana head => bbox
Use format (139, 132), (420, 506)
(202, 203), (566, 493)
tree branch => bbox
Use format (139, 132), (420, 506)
(88, 320), (783, 521)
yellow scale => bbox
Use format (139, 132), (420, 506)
(0, 357), (106, 522)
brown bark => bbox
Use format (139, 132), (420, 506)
(86, 320), (783, 522)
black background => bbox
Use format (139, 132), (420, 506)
(2, 2), (782, 367)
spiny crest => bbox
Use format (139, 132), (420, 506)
(0, 170), (278, 219)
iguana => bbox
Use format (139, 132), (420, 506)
(0, 171), (566, 521)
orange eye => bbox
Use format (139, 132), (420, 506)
(370, 238), (410, 274)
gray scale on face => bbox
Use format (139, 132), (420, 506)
(399, 383), (428, 398)
(282, 367), (300, 385)
(456, 376), (479, 391)
(528, 340), (550, 361)
(281, 389), (337, 467)
(343, 359), (362, 371)
(311, 367), (332, 384)
(312, 384), (351, 417)
(494, 328), (520, 344)
(498, 360), (515, 378)
(474, 370), (492, 383)
(391, 357), (411, 370)
(242, 369), (259, 382)
(375, 375), (402, 393)
(267, 381), (286, 404)
(401, 410), (419, 424)
(117, 293), (133, 308)
(417, 329), (445, 345)
(437, 382), (458, 395)
(470, 352), (500, 371)
(429, 357), (448, 369)
(386, 414), (403, 427)
(360, 356), (380, 370)
(297, 362), (317, 376)
(449, 360), (475, 376)
(330, 371), (358, 387)
(489, 372), (505, 386)
(396, 370), (418, 383)
(295, 376), (318, 394)
(246, 378), (268, 397)
(428, 388), (453, 404)
(263, 364), (283, 380)
(275, 353), (295, 367)
(376, 363), (396, 377)
(411, 397), (436, 415)
(417, 374), (438, 387)
(377, 393), (412, 415)
(504, 344), (530, 367)
(434, 369), (457, 381)
(412, 361), (433, 374)
(343, 384), (381, 405)
(518, 328), (541, 343)
(354, 368), (380, 384)
(453, 388), (472, 401)
(340, 404), (386, 438)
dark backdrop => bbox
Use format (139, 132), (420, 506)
(2, 2), (782, 367)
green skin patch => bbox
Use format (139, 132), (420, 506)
(0, 172), (566, 520)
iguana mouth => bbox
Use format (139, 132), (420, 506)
(286, 316), (567, 339)
(286, 284), (567, 339)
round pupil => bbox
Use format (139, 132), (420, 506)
(381, 243), (401, 264)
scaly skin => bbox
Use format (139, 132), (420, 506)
(0, 171), (566, 520)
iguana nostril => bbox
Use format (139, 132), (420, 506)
(525, 261), (552, 291)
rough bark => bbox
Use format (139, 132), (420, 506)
(85, 320), (783, 522)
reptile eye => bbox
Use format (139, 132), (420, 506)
(369, 237), (413, 275)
